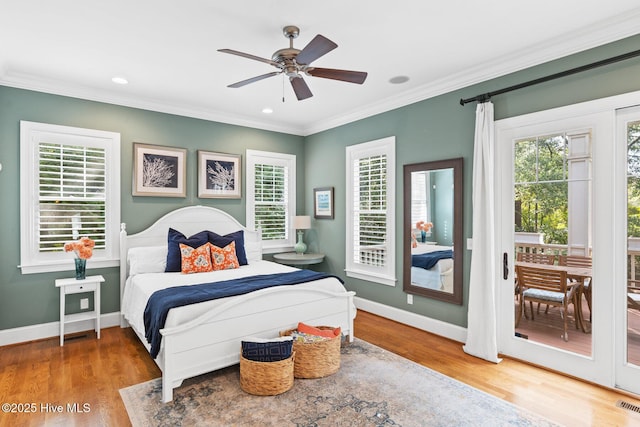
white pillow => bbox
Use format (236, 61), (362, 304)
(128, 245), (167, 275)
(244, 240), (263, 264)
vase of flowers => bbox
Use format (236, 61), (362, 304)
(415, 221), (434, 243)
(64, 236), (95, 280)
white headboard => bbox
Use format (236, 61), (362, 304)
(119, 205), (262, 324)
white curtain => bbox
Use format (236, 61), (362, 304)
(463, 102), (502, 363)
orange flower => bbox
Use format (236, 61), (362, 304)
(415, 221), (433, 232)
(64, 237), (95, 259)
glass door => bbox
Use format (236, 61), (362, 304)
(511, 132), (591, 351)
(496, 110), (614, 386)
(614, 106), (640, 394)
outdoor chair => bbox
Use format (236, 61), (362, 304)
(559, 255), (593, 321)
(516, 252), (556, 265)
(516, 264), (577, 342)
(515, 252), (557, 309)
(629, 284), (640, 312)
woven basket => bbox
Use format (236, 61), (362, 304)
(280, 326), (341, 378)
(239, 352), (295, 396)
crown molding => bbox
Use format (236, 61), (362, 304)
(303, 10), (640, 136)
(2, 9), (639, 138)
(0, 70), (307, 136)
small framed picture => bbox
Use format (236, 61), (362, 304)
(198, 151), (241, 199)
(314, 187), (334, 219)
(133, 143), (186, 197)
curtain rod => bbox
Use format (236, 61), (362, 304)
(459, 48), (640, 106)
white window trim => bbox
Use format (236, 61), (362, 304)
(345, 136), (396, 286)
(20, 121), (121, 274)
(246, 149), (296, 254)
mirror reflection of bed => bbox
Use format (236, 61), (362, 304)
(411, 243), (454, 293)
(403, 158), (463, 305)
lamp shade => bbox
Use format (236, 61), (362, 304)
(294, 215), (311, 230)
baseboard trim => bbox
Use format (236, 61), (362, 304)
(354, 297), (467, 343)
(0, 312), (121, 347)
(1, 302), (467, 348)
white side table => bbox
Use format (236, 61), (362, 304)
(55, 275), (105, 346)
(273, 252), (325, 266)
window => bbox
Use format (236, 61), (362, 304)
(345, 136), (396, 286)
(514, 133), (570, 244)
(246, 149), (296, 253)
(411, 171), (431, 232)
(20, 121), (121, 274)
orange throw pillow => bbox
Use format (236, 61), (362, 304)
(209, 241), (240, 271)
(297, 322), (341, 338)
(179, 243), (213, 274)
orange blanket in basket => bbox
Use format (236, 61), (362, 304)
(297, 322), (341, 338)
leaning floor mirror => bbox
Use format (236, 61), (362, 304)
(403, 158), (463, 304)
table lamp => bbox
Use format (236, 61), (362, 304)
(294, 215), (311, 254)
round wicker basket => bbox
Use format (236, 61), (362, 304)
(280, 326), (341, 379)
(239, 352), (294, 396)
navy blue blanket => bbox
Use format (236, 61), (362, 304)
(143, 270), (343, 358)
(411, 250), (453, 270)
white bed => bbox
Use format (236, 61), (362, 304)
(119, 205), (356, 402)
(410, 243), (454, 292)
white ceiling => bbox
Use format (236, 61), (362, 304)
(2, 1), (640, 136)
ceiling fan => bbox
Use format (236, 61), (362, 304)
(218, 25), (368, 101)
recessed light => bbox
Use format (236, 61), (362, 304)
(262, 107), (273, 114)
(389, 75), (410, 84)
(112, 76), (128, 85)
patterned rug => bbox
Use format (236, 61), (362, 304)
(120, 339), (559, 426)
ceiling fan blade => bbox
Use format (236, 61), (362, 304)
(218, 49), (282, 68)
(295, 35), (338, 65)
(227, 72), (280, 88)
(290, 76), (313, 100)
(307, 67), (368, 84)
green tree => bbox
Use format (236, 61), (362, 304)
(514, 135), (568, 244)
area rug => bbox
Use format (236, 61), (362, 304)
(120, 339), (559, 426)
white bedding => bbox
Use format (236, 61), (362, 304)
(410, 244), (454, 291)
(122, 259), (350, 339)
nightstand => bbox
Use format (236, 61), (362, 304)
(273, 252), (325, 266)
(55, 275), (105, 346)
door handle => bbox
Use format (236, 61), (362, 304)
(503, 252), (509, 280)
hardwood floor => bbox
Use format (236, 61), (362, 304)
(0, 327), (160, 427)
(356, 311), (640, 426)
(1, 311), (640, 426)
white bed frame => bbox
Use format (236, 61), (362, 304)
(119, 205), (355, 402)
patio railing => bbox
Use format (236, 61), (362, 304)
(515, 242), (640, 284)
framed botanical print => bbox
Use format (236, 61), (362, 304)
(132, 143), (186, 197)
(198, 151), (241, 198)
(314, 187), (334, 219)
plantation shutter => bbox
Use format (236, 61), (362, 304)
(38, 142), (106, 253)
(411, 171), (429, 226)
(254, 163), (288, 241)
(353, 154), (387, 266)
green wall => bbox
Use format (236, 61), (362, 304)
(304, 34), (640, 327)
(0, 88), (305, 330)
(2, 33), (640, 333)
